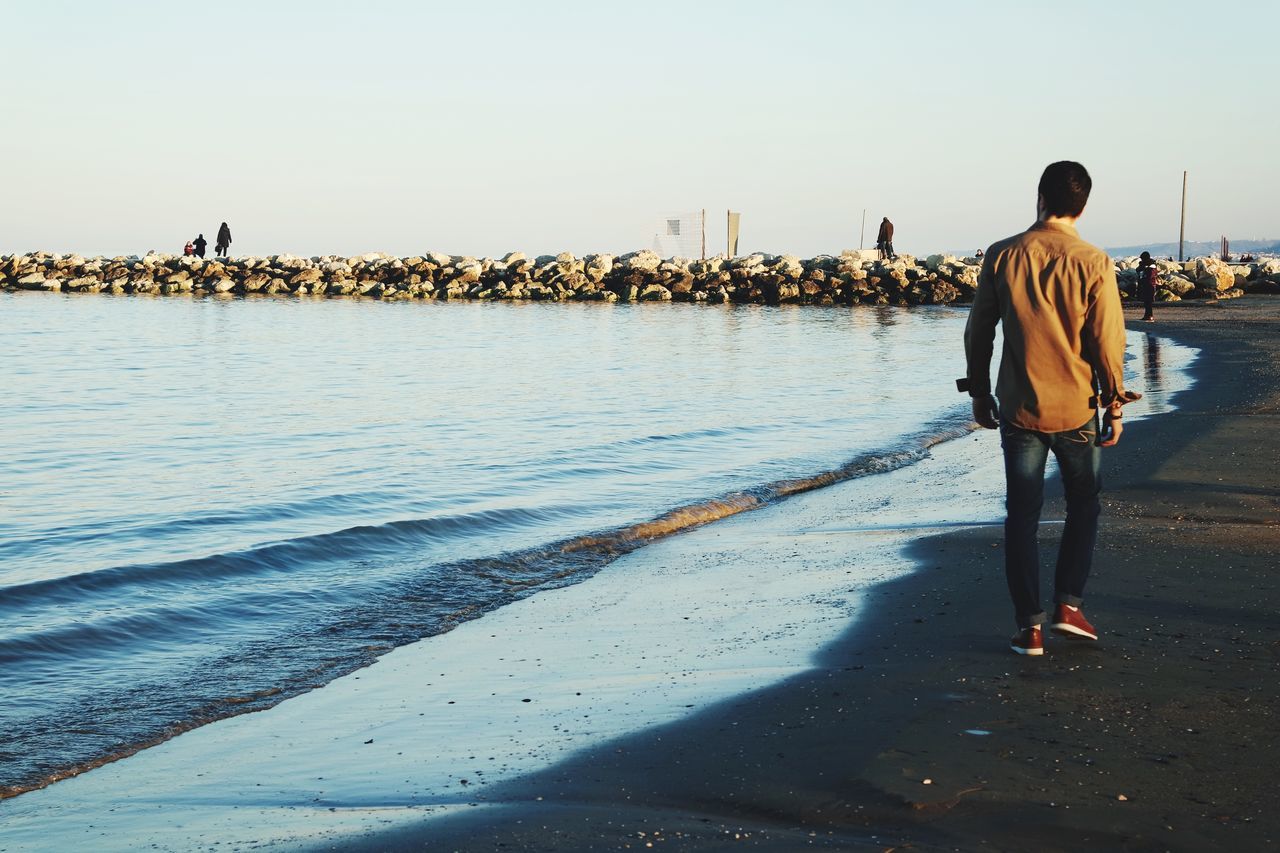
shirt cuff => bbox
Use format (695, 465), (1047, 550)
(1090, 389), (1143, 408)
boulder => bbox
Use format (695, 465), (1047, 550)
(15, 272), (51, 289)
(619, 250), (662, 273)
(453, 260), (483, 283)
(584, 254), (613, 282)
(1195, 258), (1235, 292)
(840, 249), (881, 263)
(288, 268), (322, 285)
(639, 284), (673, 301)
(775, 255), (804, 279)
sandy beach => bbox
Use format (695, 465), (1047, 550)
(330, 298), (1279, 852)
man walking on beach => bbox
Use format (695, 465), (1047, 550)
(962, 161), (1140, 656)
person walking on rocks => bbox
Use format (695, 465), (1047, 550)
(192, 234), (208, 259)
(876, 217), (896, 261)
(215, 222), (232, 258)
(961, 160), (1141, 657)
(1137, 251), (1157, 322)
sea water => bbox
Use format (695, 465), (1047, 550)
(0, 292), (1194, 796)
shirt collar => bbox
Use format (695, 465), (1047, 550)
(1029, 220), (1080, 238)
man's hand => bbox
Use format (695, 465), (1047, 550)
(972, 394), (1000, 429)
(1099, 410), (1124, 446)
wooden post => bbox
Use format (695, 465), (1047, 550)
(726, 209), (730, 257)
(860, 208), (867, 250)
(701, 209), (706, 260)
(1178, 171), (1187, 262)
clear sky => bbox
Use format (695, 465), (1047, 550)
(2, 0), (1276, 258)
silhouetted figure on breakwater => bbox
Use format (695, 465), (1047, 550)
(215, 222), (232, 258)
(876, 217), (896, 261)
(193, 234), (207, 259)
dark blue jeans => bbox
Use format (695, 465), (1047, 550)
(1000, 415), (1102, 629)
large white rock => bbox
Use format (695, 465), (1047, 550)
(621, 250), (662, 273)
(454, 261), (483, 283)
(584, 254), (613, 282)
(776, 255), (804, 278)
(841, 249), (880, 262)
(1195, 258), (1234, 292)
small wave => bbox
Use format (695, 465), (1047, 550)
(0, 505), (572, 612)
(0, 489), (424, 560)
(568, 416), (974, 550)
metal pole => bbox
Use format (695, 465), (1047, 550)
(701, 209), (706, 261)
(1178, 171), (1187, 262)
(860, 208), (867, 250)
(726, 209), (730, 257)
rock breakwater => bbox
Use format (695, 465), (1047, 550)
(3, 250), (1276, 306)
(0, 250), (977, 306)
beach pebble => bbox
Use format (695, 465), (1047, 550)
(1117, 793), (1129, 801)
(923, 778), (933, 785)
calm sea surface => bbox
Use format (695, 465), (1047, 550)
(0, 292), (1193, 795)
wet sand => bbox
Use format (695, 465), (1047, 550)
(338, 298), (1279, 852)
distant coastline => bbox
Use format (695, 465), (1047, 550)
(1105, 237), (1280, 258)
(3, 250), (1278, 306)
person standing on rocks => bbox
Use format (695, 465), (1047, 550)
(215, 222), (232, 258)
(193, 234), (208, 259)
(876, 217), (896, 261)
(1137, 251), (1157, 322)
(961, 160), (1141, 657)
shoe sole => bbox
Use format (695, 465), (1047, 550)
(1010, 644), (1044, 656)
(1051, 623), (1098, 641)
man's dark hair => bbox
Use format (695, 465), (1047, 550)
(1038, 161), (1092, 218)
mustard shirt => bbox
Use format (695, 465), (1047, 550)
(964, 220), (1130, 432)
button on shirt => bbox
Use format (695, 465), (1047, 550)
(964, 220), (1129, 433)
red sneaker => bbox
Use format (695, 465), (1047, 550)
(1010, 626), (1044, 656)
(1051, 604), (1098, 641)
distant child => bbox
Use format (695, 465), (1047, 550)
(193, 234), (208, 259)
(183, 240), (195, 256)
(215, 221), (232, 258)
(1137, 251), (1157, 322)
